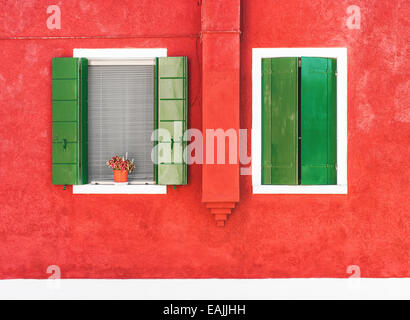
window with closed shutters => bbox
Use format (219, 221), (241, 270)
(261, 56), (337, 186)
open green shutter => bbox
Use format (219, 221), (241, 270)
(261, 58), (298, 185)
(301, 57), (337, 185)
(52, 57), (88, 185)
(156, 57), (188, 185)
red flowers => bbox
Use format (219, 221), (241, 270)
(106, 155), (135, 173)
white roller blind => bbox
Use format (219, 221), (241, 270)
(88, 65), (154, 183)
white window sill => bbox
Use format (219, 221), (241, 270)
(252, 185), (348, 195)
(73, 184), (167, 194)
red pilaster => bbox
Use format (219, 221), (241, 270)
(201, 0), (241, 226)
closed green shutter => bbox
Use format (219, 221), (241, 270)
(301, 57), (337, 185)
(261, 57), (298, 185)
(156, 57), (188, 185)
(52, 57), (88, 185)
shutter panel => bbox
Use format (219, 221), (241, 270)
(52, 57), (88, 185)
(156, 57), (188, 185)
(301, 57), (337, 185)
(261, 58), (298, 185)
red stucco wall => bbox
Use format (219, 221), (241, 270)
(0, 0), (409, 278)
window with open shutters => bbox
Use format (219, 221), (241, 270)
(261, 56), (337, 186)
(52, 55), (188, 189)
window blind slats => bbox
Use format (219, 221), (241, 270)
(88, 65), (154, 182)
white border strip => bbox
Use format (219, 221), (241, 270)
(1, 279), (410, 300)
(73, 48), (167, 195)
(252, 48), (348, 194)
(253, 184), (348, 195)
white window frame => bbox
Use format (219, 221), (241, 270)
(72, 48), (167, 195)
(252, 48), (348, 194)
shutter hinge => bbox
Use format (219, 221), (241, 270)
(335, 72), (338, 77)
(298, 58), (301, 67)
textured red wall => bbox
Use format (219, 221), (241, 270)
(0, 0), (409, 278)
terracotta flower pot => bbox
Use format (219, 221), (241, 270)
(113, 170), (128, 182)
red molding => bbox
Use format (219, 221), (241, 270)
(206, 202), (236, 227)
(201, 0), (241, 226)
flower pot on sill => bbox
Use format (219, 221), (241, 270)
(113, 169), (128, 183)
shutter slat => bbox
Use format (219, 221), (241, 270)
(157, 57), (188, 185)
(262, 58), (298, 185)
(80, 58), (88, 184)
(301, 57), (337, 185)
(52, 57), (88, 185)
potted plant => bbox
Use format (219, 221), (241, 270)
(106, 155), (135, 183)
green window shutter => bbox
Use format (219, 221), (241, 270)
(52, 57), (88, 185)
(261, 57), (298, 185)
(156, 57), (188, 185)
(301, 57), (337, 185)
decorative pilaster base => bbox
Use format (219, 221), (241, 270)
(205, 202), (236, 227)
